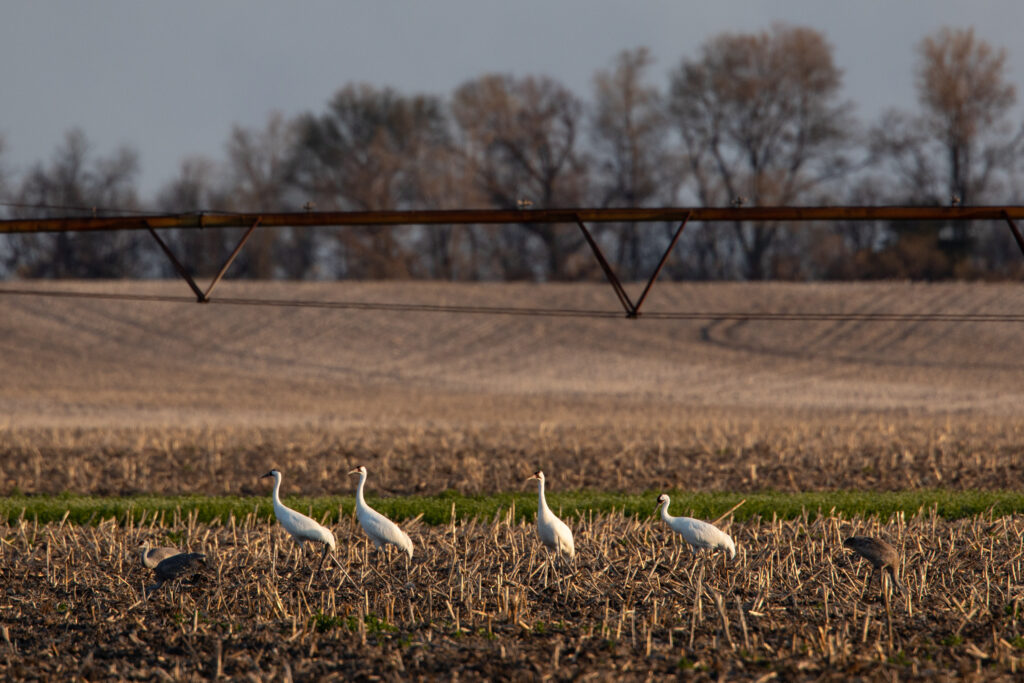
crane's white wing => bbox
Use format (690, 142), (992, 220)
(538, 509), (575, 557)
(672, 517), (735, 557)
(358, 505), (414, 558)
(276, 504), (336, 549)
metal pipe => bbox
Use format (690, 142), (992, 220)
(2, 205), (1023, 234)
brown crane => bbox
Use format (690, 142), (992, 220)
(146, 552), (207, 596)
(843, 536), (903, 595)
(139, 542), (181, 569)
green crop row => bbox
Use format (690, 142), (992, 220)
(1, 488), (1021, 526)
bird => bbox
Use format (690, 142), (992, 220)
(348, 465), (414, 561)
(843, 536), (903, 595)
(656, 494), (736, 560)
(261, 469), (337, 581)
(139, 542), (180, 569)
(146, 552), (206, 596)
(526, 470), (575, 559)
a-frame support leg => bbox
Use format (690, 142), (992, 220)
(1002, 211), (1024, 257)
(146, 217), (262, 302)
(632, 213), (690, 316)
(574, 213), (691, 318)
(575, 215), (635, 316)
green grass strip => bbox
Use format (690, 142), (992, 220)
(1, 489), (1022, 527)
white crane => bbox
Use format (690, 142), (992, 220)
(348, 465), (414, 561)
(656, 494), (736, 560)
(261, 469), (336, 582)
(527, 470), (575, 559)
(139, 542), (181, 569)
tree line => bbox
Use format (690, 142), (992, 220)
(2, 25), (1023, 282)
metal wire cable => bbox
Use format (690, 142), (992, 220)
(2, 285), (1024, 322)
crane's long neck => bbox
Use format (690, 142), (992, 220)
(355, 472), (367, 508)
(271, 474), (283, 508)
(537, 479), (549, 515)
(659, 501), (673, 524)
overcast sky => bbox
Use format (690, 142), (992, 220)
(3, 1), (1023, 199)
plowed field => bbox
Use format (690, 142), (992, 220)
(3, 280), (1024, 427)
(1, 281), (1023, 496)
(2, 281), (1024, 680)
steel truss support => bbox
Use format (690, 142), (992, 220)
(575, 213), (691, 318)
(575, 215), (634, 316)
(2, 206), (1021, 315)
(146, 217), (262, 302)
(1002, 211), (1024, 257)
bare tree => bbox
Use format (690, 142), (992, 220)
(413, 140), (493, 280)
(668, 24), (853, 279)
(4, 129), (143, 278)
(590, 48), (681, 279)
(872, 29), (1020, 204)
(152, 156), (234, 278)
(867, 27), (1023, 277)
(452, 74), (590, 280)
(0, 134), (9, 210)
(918, 27), (1019, 205)
(0, 135), (15, 276)
(223, 112), (308, 278)
(292, 84), (450, 278)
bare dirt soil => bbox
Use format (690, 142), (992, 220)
(4, 280), (1024, 425)
(2, 281), (1023, 680)
(1, 280), (1023, 496)
(1, 509), (1021, 680)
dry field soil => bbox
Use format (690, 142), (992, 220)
(1, 280), (1023, 680)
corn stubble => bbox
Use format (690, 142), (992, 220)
(2, 414), (1022, 496)
(1, 507), (1021, 679)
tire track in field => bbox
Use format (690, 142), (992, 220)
(695, 284), (1024, 374)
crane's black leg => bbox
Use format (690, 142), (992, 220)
(886, 566), (903, 595)
(292, 541), (305, 578)
(317, 545), (329, 576)
(307, 545), (329, 589)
